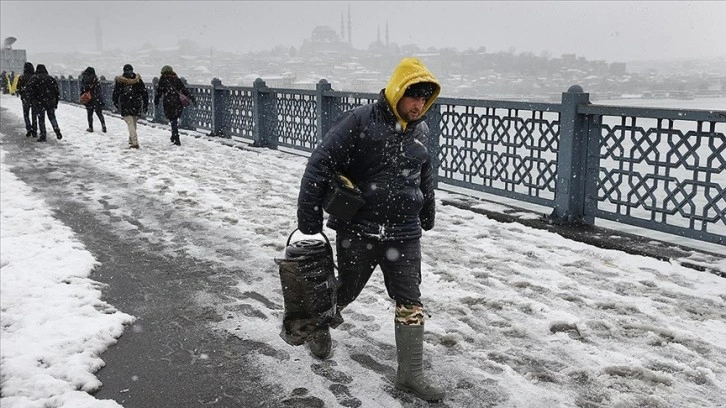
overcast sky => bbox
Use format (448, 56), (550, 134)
(2, 1), (725, 62)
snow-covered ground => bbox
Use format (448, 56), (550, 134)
(1, 94), (725, 407)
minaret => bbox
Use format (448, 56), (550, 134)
(95, 16), (102, 52)
(340, 11), (345, 42)
(386, 20), (389, 47)
(347, 4), (352, 44)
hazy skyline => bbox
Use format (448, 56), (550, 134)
(2, 1), (725, 63)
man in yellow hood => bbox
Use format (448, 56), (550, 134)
(297, 57), (445, 401)
(384, 57), (441, 131)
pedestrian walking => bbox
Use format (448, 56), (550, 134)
(15, 62), (37, 138)
(8, 71), (16, 94)
(25, 64), (62, 142)
(153, 65), (195, 146)
(296, 57), (444, 402)
(10, 71), (19, 96)
(79, 66), (107, 133)
(112, 64), (148, 149)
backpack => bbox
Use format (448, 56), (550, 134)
(118, 81), (136, 106)
(122, 83), (134, 97)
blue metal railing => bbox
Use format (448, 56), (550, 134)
(56, 76), (726, 245)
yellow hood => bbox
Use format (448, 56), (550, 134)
(384, 57), (441, 131)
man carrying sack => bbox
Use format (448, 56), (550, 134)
(296, 57), (444, 402)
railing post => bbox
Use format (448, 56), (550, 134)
(71, 76), (76, 102)
(210, 77), (226, 137)
(252, 78), (275, 148)
(152, 77), (163, 123)
(179, 77), (194, 130)
(56, 76), (64, 101)
(548, 85), (592, 225)
(316, 79), (333, 144)
(425, 102), (442, 189)
(98, 76), (111, 112)
(62, 76), (68, 101)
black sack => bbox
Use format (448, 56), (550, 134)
(274, 230), (337, 346)
(323, 173), (365, 222)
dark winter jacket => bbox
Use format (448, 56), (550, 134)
(25, 64), (60, 110)
(112, 72), (148, 117)
(15, 62), (34, 103)
(297, 98), (437, 240)
(298, 57), (440, 240)
(80, 67), (105, 108)
(154, 72), (195, 121)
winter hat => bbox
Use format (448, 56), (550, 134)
(403, 82), (436, 99)
(23, 62), (34, 75)
(160, 65), (174, 75)
(123, 64), (134, 73)
(35, 64), (48, 75)
(84, 66), (96, 76)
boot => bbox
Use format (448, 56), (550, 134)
(102, 125), (107, 133)
(86, 127), (93, 132)
(54, 128), (62, 140)
(329, 306), (345, 329)
(394, 323), (445, 402)
(37, 135), (47, 142)
(307, 325), (331, 359)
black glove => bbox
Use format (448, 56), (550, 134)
(298, 220), (322, 235)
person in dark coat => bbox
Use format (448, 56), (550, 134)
(112, 64), (148, 149)
(296, 57), (444, 401)
(25, 64), (62, 142)
(80, 66), (107, 133)
(15, 62), (37, 137)
(153, 65), (195, 146)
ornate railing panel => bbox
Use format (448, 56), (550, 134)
(436, 98), (561, 207)
(185, 85), (212, 132)
(582, 105), (726, 244)
(223, 87), (255, 140)
(328, 92), (378, 122)
(272, 88), (318, 151)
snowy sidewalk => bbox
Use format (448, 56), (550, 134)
(1, 95), (725, 408)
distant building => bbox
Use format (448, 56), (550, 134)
(0, 37), (27, 74)
(299, 25), (353, 56)
(609, 62), (627, 75)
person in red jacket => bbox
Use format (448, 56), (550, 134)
(153, 65), (196, 146)
(79, 66), (107, 133)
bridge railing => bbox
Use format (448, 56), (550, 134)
(55, 76), (726, 245)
